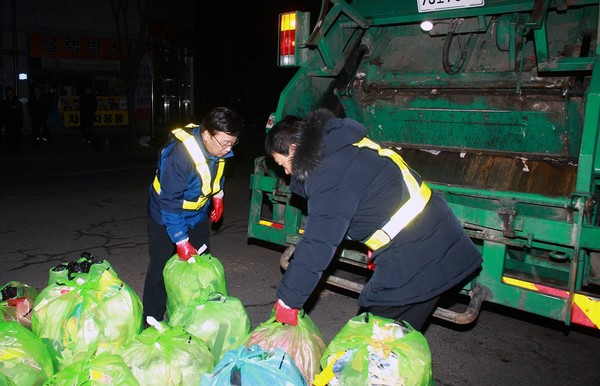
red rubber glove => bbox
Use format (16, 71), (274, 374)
(210, 195), (224, 223)
(176, 239), (197, 261)
(274, 299), (299, 326)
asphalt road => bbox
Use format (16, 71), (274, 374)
(1, 127), (599, 385)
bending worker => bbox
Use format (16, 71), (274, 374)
(143, 107), (243, 322)
(267, 108), (482, 331)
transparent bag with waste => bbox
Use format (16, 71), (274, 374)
(43, 351), (139, 386)
(163, 252), (227, 319)
(120, 318), (214, 386)
(245, 311), (326, 384)
(32, 257), (143, 371)
(0, 320), (54, 386)
(168, 290), (250, 362)
(0, 281), (37, 329)
(314, 312), (433, 386)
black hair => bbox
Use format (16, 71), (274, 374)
(265, 115), (302, 156)
(202, 107), (243, 136)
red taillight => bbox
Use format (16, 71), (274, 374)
(280, 30), (296, 56)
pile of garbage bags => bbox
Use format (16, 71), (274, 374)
(1, 250), (433, 385)
(32, 253), (143, 371)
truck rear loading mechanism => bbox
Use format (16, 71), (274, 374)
(248, 0), (600, 329)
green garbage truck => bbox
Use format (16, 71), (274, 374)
(248, 0), (600, 328)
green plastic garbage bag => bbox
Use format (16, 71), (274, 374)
(120, 318), (214, 386)
(169, 291), (250, 362)
(43, 351), (139, 386)
(314, 313), (433, 386)
(32, 261), (143, 371)
(1, 281), (37, 329)
(0, 371), (15, 385)
(163, 252), (227, 319)
(48, 252), (111, 286)
(201, 344), (306, 386)
(0, 320), (54, 386)
(246, 312), (326, 384)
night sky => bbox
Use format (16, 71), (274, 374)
(193, 1), (321, 126)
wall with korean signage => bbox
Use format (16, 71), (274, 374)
(60, 96), (129, 127)
(28, 33), (123, 60)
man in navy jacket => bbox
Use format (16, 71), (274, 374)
(143, 107), (243, 322)
(266, 108), (482, 330)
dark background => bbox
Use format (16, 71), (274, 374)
(193, 1), (321, 126)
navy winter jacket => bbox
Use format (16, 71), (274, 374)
(147, 126), (232, 243)
(276, 109), (482, 309)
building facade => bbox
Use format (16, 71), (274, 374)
(1, 0), (193, 136)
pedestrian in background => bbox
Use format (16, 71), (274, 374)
(142, 107), (243, 323)
(0, 87), (24, 152)
(266, 109), (482, 331)
(48, 93), (60, 132)
(28, 84), (52, 146)
(79, 86), (97, 143)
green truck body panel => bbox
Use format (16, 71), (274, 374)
(249, 0), (600, 328)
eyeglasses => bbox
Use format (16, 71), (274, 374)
(212, 135), (239, 148)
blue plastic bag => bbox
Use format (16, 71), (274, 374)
(201, 345), (306, 385)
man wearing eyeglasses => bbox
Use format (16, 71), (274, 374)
(143, 107), (243, 323)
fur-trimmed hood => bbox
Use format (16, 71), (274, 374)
(292, 108), (367, 181)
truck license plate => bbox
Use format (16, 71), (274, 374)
(417, 0), (485, 13)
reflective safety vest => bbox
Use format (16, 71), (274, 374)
(153, 126), (225, 210)
(353, 137), (432, 251)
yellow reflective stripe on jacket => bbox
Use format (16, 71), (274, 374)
(153, 127), (225, 210)
(181, 159), (225, 210)
(353, 137), (432, 251)
(182, 196), (210, 210)
(212, 159), (225, 192)
(153, 175), (161, 194)
(171, 128), (213, 196)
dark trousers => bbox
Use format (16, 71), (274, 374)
(142, 218), (211, 321)
(80, 117), (95, 141)
(31, 117), (51, 142)
(361, 296), (440, 331)
(5, 124), (22, 152)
